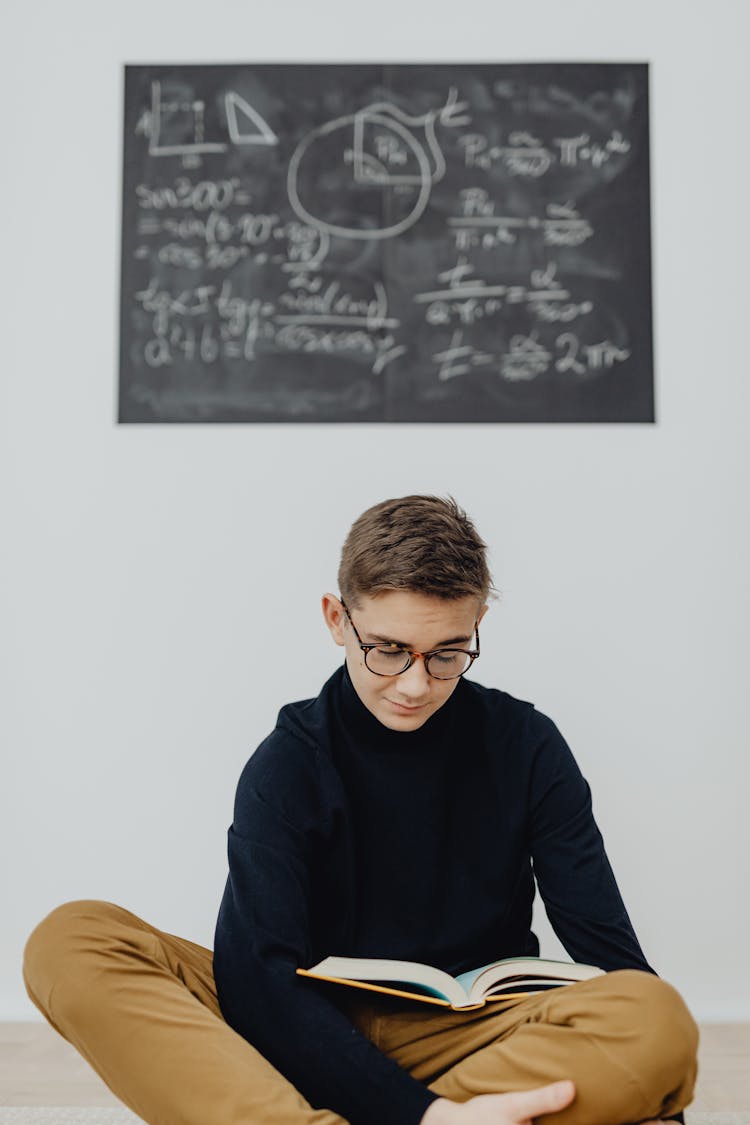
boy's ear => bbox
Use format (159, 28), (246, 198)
(321, 593), (346, 646)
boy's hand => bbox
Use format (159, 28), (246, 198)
(421, 1080), (576, 1123)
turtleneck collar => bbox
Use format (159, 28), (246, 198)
(337, 662), (461, 754)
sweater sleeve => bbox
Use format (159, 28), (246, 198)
(526, 712), (655, 974)
(212, 735), (438, 1125)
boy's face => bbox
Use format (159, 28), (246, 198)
(322, 590), (487, 731)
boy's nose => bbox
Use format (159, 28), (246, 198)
(394, 655), (432, 695)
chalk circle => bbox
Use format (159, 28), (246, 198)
(287, 111), (433, 240)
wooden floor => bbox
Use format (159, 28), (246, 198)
(1, 1022), (749, 1111)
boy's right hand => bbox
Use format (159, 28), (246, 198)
(421, 1079), (576, 1124)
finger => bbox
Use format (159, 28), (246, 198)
(500, 1079), (576, 1118)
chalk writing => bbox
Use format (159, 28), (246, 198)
(120, 63), (653, 422)
(432, 330), (630, 383)
(132, 276), (403, 375)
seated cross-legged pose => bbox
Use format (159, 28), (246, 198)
(24, 495), (698, 1125)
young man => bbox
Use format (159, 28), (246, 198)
(24, 496), (697, 1125)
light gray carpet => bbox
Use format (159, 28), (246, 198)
(0, 1112), (746, 1125)
(1, 1111), (748, 1124)
(0, 1114), (141, 1124)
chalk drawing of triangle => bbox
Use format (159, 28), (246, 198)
(225, 92), (278, 146)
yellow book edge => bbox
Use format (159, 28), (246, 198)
(295, 967), (538, 1011)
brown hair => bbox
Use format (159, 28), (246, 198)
(338, 495), (493, 607)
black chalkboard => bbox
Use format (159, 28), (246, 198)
(119, 63), (653, 423)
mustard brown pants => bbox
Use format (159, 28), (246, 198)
(22, 900), (699, 1125)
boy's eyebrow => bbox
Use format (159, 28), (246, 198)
(364, 630), (474, 648)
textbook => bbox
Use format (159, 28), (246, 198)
(296, 954), (605, 1011)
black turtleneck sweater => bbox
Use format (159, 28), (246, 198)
(213, 666), (658, 1125)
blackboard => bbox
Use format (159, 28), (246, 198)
(119, 63), (653, 423)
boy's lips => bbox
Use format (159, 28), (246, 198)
(387, 699), (427, 714)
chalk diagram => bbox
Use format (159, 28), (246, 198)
(137, 80), (278, 157)
(287, 89), (470, 240)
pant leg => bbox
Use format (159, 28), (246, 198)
(373, 969), (699, 1125)
(22, 900), (345, 1125)
(23, 901), (699, 1125)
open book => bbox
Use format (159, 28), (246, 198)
(296, 954), (604, 1011)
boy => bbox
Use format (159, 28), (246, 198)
(24, 496), (698, 1125)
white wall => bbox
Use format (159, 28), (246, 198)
(3, 0), (749, 1022)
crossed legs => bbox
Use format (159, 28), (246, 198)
(23, 900), (698, 1125)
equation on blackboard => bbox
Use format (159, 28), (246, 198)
(119, 64), (653, 423)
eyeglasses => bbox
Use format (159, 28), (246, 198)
(341, 601), (480, 680)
